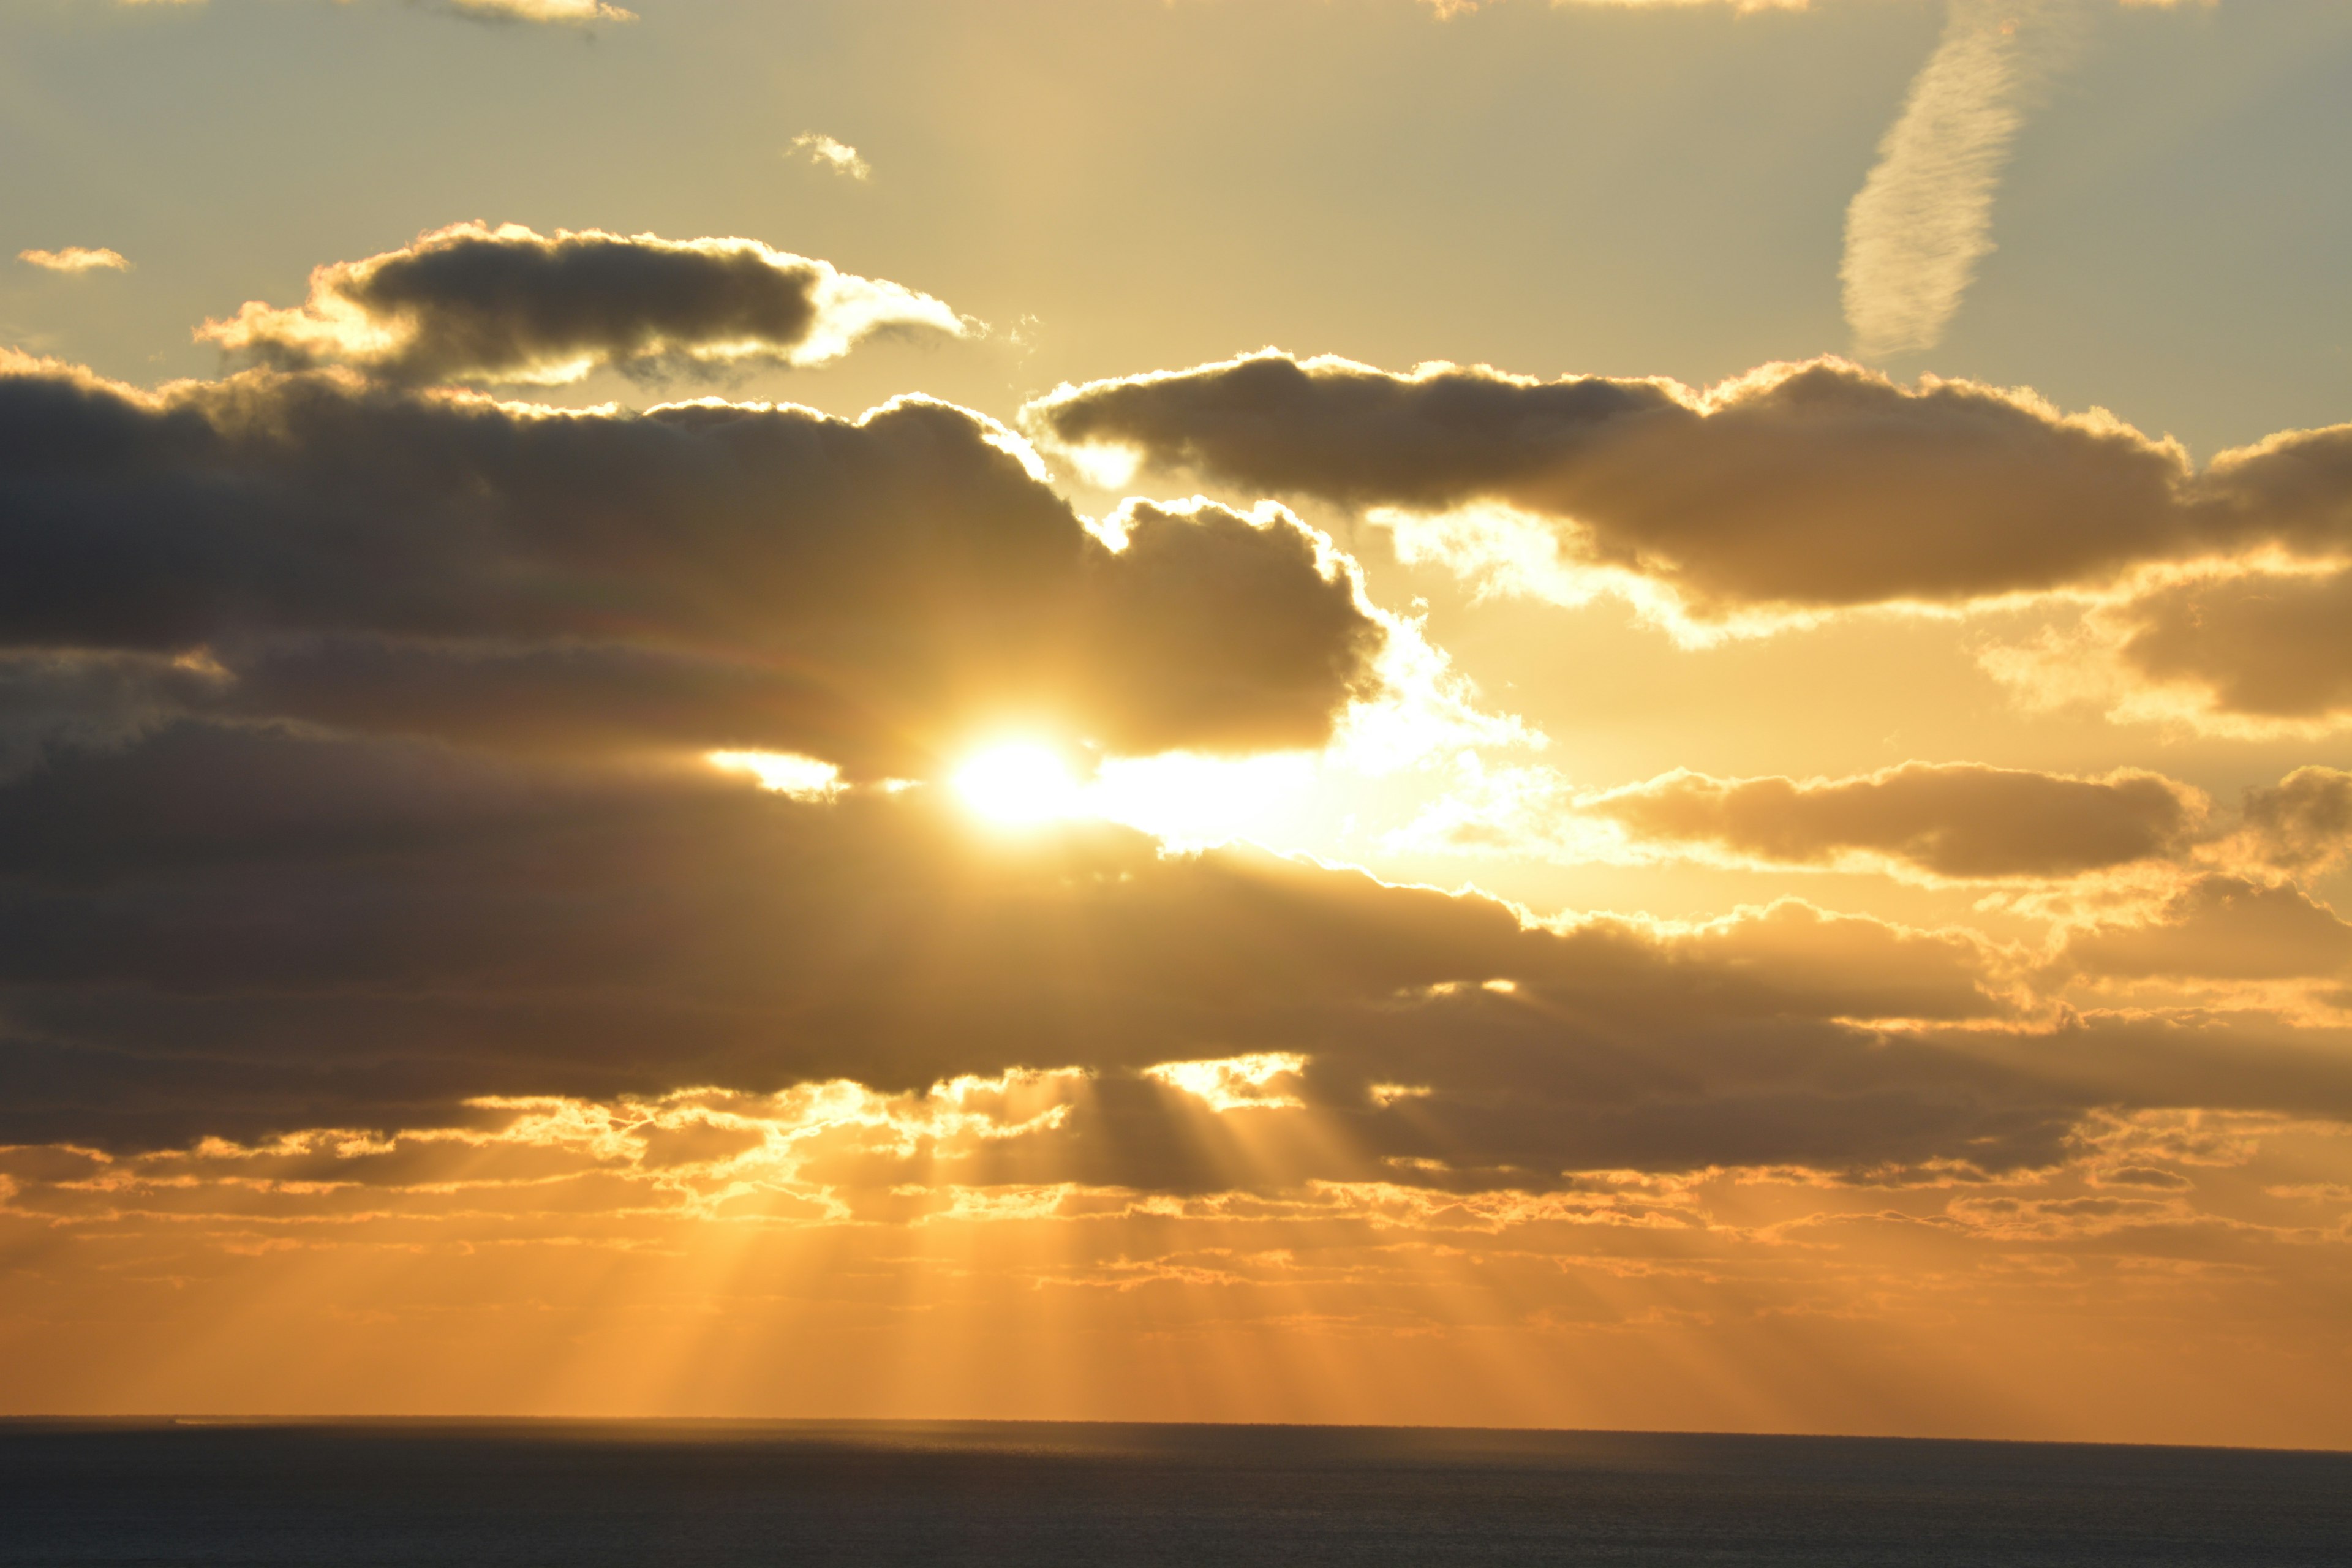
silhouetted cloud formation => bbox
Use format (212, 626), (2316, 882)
(1028, 352), (2352, 623)
(200, 224), (963, 385)
(0, 709), (2149, 1179)
(7, 709), (2352, 1196)
(1, 312), (2346, 1213)
(0, 353), (1380, 775)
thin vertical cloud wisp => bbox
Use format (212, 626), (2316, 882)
(1842, 0), (2084, 358)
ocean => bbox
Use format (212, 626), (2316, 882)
(0, 1419), (2343, 1566)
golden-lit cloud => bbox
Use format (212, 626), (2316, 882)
(785, 132), (872, 182)
(113, 0), (634, 20)
(2, 181), (2348, 1443)
(437, 0), (636, 20)
(1578, 762), (2205, 880)
(17, 246), (132, 274)
(2241, 767), (2352, 872)
(2111, 567), (2352, 725)
(198, 224), (962, 385)
(1983, 565), (2352, 737)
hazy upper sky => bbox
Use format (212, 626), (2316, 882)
(2, 0), (2350, 1448)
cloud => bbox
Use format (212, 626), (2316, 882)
(1027, 353), (2191, 619)
(114, 0), (635, 20)
(2243, 768), (2352, 873)
(0, 352), (1382, 775)
(3, 707), (2350, 1204)
(0, 712), (2160, 1191)
(1580, 762), (2205, 880)
(198, 224), (963, 385)
(18, 247), (132, 274)
(786, 133), (872, 182)
(436, 0), (636, 20)
(2116, 567), (2352, 722)
(1982, 564), (2352, 737)
(0, 657), (2330, 1195)
(1422, 0), (1811, 14)
(2059, 875), (2352, 982)
(1028, 351), (2352, 628)
(1841, 0), (2086, 358)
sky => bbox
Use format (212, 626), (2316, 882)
(1, 0), (2350, 1449)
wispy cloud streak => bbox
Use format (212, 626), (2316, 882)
(1842, 0), (2085, 358)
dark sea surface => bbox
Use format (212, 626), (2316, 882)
(0, 1419), (2344, 1567)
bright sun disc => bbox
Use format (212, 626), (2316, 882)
(952, 742), (1082, 826)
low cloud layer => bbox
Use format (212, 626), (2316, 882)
(199, 224), (963, 386)
(13, 707), (2348, 1193)
(1026, 352), (2352, 623)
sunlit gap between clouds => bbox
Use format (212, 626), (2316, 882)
(706, 604), (1538, 856)
(709, 739), (1325, 850)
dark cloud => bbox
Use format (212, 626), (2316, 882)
(0, 355), (1381, 775)
(2060, 875), (2352, 982)
(1583, 762), (2203, 880)
(2113, 567), (2352, 723)
(198, 224), (962, 385)
(2, 715), (2344, 1194)
(1025, 353), (2352, 618)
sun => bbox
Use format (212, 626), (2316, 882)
(951, 742), (1085, 827)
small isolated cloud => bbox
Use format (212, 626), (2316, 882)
(18, 247), (132, 274)
(1842, 0), (2087, 358)
(786, 132), (872, 182)
(113, 0), (634, 17)
(198, 222), (965, 385)
(437, 0), (636, 20)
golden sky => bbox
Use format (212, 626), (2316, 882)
(1, 0), (2349, 1449)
